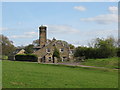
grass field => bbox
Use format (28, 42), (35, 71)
(2, 60), (118, 88)
(80, 57), (119, 69)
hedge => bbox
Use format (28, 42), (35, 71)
(117, 48), (120, 57)
(15, 54), (38, 62)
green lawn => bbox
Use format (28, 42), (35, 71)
(0, 61), (2, 89)
(80, 57), (119, 69)
(2, 60), (118, 88)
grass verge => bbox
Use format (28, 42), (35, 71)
(2, 60), (118, 88)
(80, 57), (119, 69)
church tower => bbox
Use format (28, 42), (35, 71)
(39, 25), (47, 47)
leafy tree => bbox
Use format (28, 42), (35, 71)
(0, 34), (16, 56)
(53, 47), (60, 63)
(32, 39), (39, 46)
(118, 38), (120, 47)
(24, 44), (34, 54)
(53, 47), (60, 58)
(74, 37), (117, 60)
(17, 45), (25, 49)
(93, 37), (116, 58)
(57, 40), (69, 46)
(117, 48), (120, 57)
(69, 44), (75, 49)
(74, 46), (86, 57)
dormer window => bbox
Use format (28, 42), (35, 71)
(53, 44), (56, 46)
(46, 48), (50, 53)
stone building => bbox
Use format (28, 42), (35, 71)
(33, 25), (74, 63)
(8, 49), (25, 60)
(13, 49), (25, 55)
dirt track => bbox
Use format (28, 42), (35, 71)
(45, 62), (119, 70)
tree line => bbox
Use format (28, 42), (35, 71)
(1, 34), (120, 60)
(74, 37), (120, 59)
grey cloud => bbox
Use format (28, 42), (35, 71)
(48, 25), (80, 34)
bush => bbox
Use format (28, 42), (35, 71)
(53, 47), (60, 58)
(0, 55), (8, 60)
(74, 47), (96, 59)
(15, 54), (38, 62)
(117, 48), (120, 57)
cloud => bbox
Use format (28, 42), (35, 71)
(81, 14), (118, 24)
(74, 6), (86, 11)
(2, 0), (119, 2)
(67, 29), (118, 47)
(48, 25), (80, 34)
(24, 32), (37, 35)
(108, 6), (118, 13)
(86, 29), (118, 38)
(18, 22), (22, 25)
(10, 35), (31, 38)
(10, 31), (37, 39)
(80, 6), (118, 24)
(0, 27), (9, 31)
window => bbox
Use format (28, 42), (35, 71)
(53, 44), (56, 46)
(49, 57), (52, 61)
(60, 48), (64, 52)
(62, 57), (66, 62)
(46, 48), (50, 53)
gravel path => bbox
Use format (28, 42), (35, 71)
(44, 62), (118, 70)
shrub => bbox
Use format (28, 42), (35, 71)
(53, 47), (60, 58)
(117, 48), (120, 57)
(1, 55), (8, 60)
(15, 54), (38, 62)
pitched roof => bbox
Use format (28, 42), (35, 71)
(13, 49), (25, 55)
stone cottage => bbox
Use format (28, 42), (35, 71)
(8, 49), (25, 60)
(33, 25), (74, 63)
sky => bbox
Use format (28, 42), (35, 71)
(1, 2), (118, 47)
